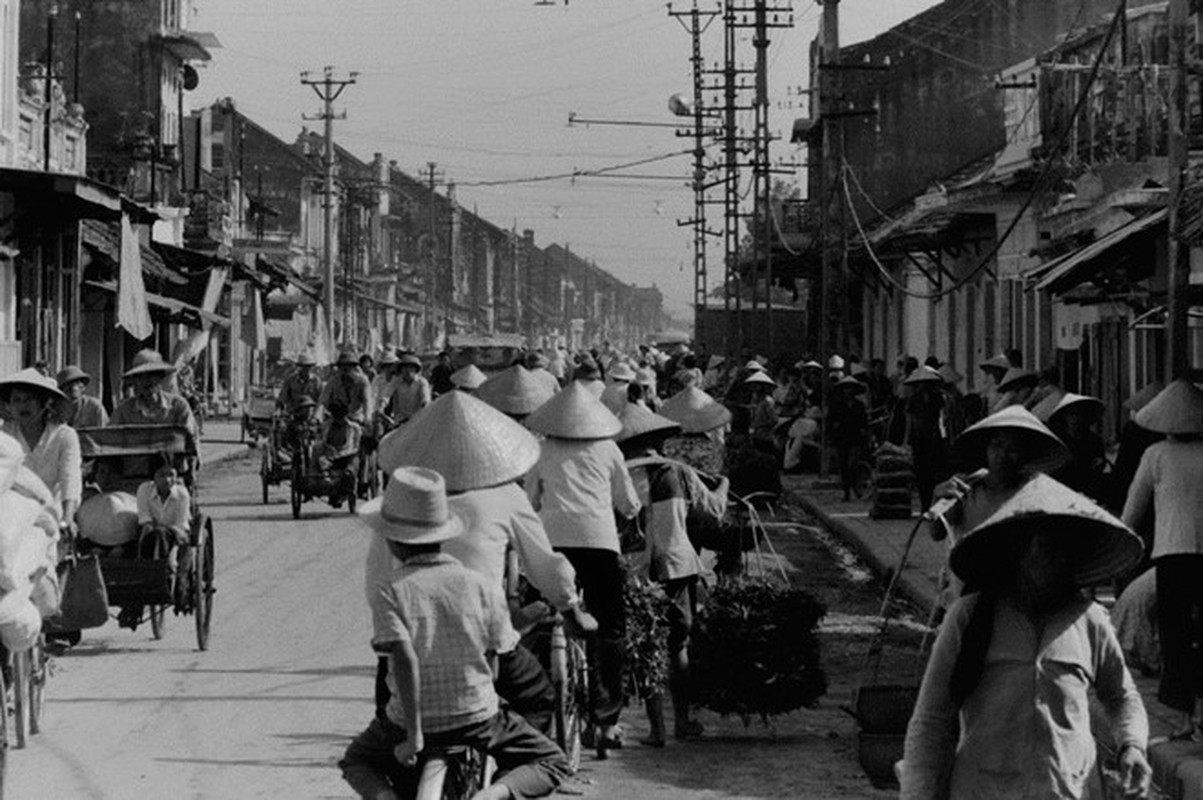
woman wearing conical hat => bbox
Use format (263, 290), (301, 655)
(1122, 379), (1203, 739)
(902, 476), (1151, 799)
(373, 391), (595, 735)
(660, 385), (731, 477)
(525, 382), (641, 752)
(0, 368), (80, 532)
(476, 365), (556, 423)
(616, 402), (728, 746)
(1110, 381), (1165, 509)
(903, 366), (950, 513)
(930, 405), (1069, 608)
(1046, 393), (1108, 503)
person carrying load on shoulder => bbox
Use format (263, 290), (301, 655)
(525, 382), (641, 752)
(928, 405), (1069, 610)
(901, 475), (1151, 800)
(616, 400), (727, 746)
(339, 467), (570, 800)
(374, 390), (595, 736)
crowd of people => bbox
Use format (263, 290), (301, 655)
(3, 334), (1195, 798)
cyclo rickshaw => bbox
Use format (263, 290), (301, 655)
(241, 390), (276, 445)
(258, 408), (295, 505)
(288, 413), (379, 519)
(75, 425), (215, 651)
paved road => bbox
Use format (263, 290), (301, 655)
(10, 452), (897, 799)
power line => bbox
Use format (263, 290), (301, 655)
(456, 151), (692, 187)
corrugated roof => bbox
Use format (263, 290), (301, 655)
(1026, 209), (1167, 293)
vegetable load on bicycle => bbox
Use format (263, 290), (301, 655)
(74, 424), (215, 650)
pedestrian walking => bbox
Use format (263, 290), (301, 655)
(525, 382), (641, 751)
(1122, 379), (1203, 740)
(1047, 393), (1109, 503)
(1110, 381), (1165, 513)
(902, 475), (1151, 800)
(829, 375), (868, 501)
(902, 365), (949, 512)
(616, 402), (728, 745)
(375, 390), (594, 735)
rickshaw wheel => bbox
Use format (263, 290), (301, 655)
(28, 635), (46, 735)
(195, 518), (215, 652)
(291, 485), (302, 519)
(149, 605), (168, 640)
(260, 449), (272, 504)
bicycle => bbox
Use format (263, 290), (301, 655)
(549, 609), (591, 769)
(414, 743), (496, 800)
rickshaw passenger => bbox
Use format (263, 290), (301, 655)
(136, 456), (193, 607)
(276, 352), (323, 414)
(281, 396), (318, 462)
(321, 349), (371, 424)
(110, 350), (199, 440)
(318, 400), (362, 474)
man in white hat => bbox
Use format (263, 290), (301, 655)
(110, 350), (198, 438)
(320, 348), (371, 424)
(341, 466), (569, 800)
(600, 361), (637, 415)
(56, 366), (108, 429)
(276, 352), (323, 416)
(368, 352), (399, 421)
(374, 392), (595, 736)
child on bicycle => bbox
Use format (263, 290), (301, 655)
(340, 466), (569, 800)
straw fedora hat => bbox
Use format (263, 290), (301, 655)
(903, 365), (943, 385)
(834, 374), (867, 394)
(951, 405), (1069, 473)
(0, 368), (66, 402)
(378, 391), (539, 491)
(615, 402), (681, 450)
(1123, 380), (1164, 414)
(659, 385), (732, 434)
(123, 349), (176, 379)
(359, 466), (465, 544)
(296, 352), (317, 367)
(998, 368), (1038, 392)
(55, 365), (91, 389)
(1134, 379), (1203, 435)
(950, 474), (1143, 588)
(1047, 393), (1104, 427)
(525, 380), (622, 440)
(744, 371), (775, 387)
(397, 353), (422, 369)
(450, 364), (487, 390)
(635, 367), (657, 388)
(477, 365), (556, 417)
(377, 351), (400, 367)
(608, 362), (637, 383)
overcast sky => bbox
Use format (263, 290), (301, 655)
(192, 0), (943, 318)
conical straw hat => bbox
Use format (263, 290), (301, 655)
(834, 375), (867, 394)
(377, 391), (540, 492)
(951, 405), (1069, 473)
(1123, 380), (1164, 413)
(1028, 387), (1067, 423)
(903, 365), (943, 385)
(744, 371), (775, 386)
(450, 364), (487, 391)
(1047, 393), (1104, 427)
(615, 402), (681, 449)
(525, 380), (622, 440)
(0, 368), (65, 401)
(950, 474), (1143, 588)
(476, 365), (556, 417)
(998, 368), (1038, 392)
(1134, 379), (1203, 434)
(981, 353), (1011, 372)
(659, 385), (732, 434)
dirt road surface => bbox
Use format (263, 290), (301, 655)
(11, 452), (910, 799)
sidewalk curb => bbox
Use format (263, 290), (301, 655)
(789, 491), (937, 614)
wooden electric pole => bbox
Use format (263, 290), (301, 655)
(1167, 0), (1191, 379)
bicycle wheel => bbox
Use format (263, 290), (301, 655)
(27, 636), (46, 736)
(194, 519), (215, 652)
(554, 639), (586, 773)
(149, 605), (168, 640)
(10, 650), (29, 749)
(0, 653), (8, 798)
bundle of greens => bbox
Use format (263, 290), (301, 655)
(622, 571), (673, 700)
(691, 576), (828, 724)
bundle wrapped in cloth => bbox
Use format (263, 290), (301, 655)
(0, 480), (61, 650)
(77, 491), (139, 547)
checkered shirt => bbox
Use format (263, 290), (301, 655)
(379, 552), (514, 733)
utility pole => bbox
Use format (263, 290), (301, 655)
(424, 161), (445, 349)
(301, 66), (357, 350)
(669, 2), (720, 344)
(1167, 0), (1191, 379)
(721, 3), (745, 354)
(43, 5), (57, 172)
(818, 0), (840, 368)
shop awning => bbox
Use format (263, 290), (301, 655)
(255, 254), (320, 299)
(153, 241), (267, 290)
(0, 168), (155, 222)
(1026, 209), (1167, 294)
(81, 220), (186, 285)
(84, 280), (230, 328)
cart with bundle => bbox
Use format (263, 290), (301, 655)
(241, 393), (276, 445)
(75, 425), (215, 651)
(287, 424), (378, 519)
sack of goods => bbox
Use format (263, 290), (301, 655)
(0, 588), (42, 651)
(78, 491), (139, 546)
(0, 490), (59, 593)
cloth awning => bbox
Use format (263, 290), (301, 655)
(1026, 209), (1167, 293)
(153, 242), (268, 291)
(84, 280), (230, 328)
(82, 220), (186, 285)
(0, 168), (155, 222)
